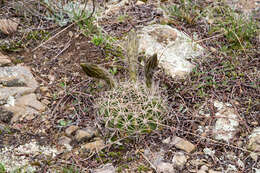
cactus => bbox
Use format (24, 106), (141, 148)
(145, 53), (158, 88)
(126, 29), (139, 82)
(80, 63), (115, 89)
(95, 81), (168, 137)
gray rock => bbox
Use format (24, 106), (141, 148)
(65, 125), (79, 136)
(156, 161), (175, 173)
(92, 163), (115, 173)
(213, 101), (239, 142)
(172, 152), (187, 170)
(163, 136), (196, 153)
(0, 65), (38, 89)
(197, 165), (208, 173)
(0, 53), (11, 67)
(15, 93), (45, 111)
(247, 127), (260, 153)
(82, 138), (105, 151)
(144, 149), (176, 173)
(58, 136), (72, 150)
(75, 126), (98, 142)
(2, 93), (45, 123)
(138, 24), (204, 78)
(0, 107), (13, 123)
(0, 65), (45, 123)
(0, 87), (35, 104)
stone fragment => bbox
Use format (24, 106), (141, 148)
(172, 152), (187, 170)
(213, 101), (239, 142)
(82, 138), (105, 151)
(24, 114), (36, 121)
(39, 86), (49, 94)
(208, 170), (222, 173)
(58, 136), (72, 150)
(0, 52), (11, 66)
(41, 98), (51, 106)
(138, 24), (204, 78)
(6, 106), (39, 123)
(0, 18), (19, 35)
(0, 87), (35, 103)
(0, 65), (38, 89)
(156, 162), (175, 173)
(92, 163), (115, 173)
(65, 125), (79, 136)
(15, 93), (45, 111)
(136, 0), (145, 5)
(198, 165), (208, 173)
(247, 127), (260, 153)
(2, 93), (45, 123)
(75, 126), (98, 142)
(171, 136), (196, 153)
(203, 148), (215, 157)
(143, 148), (176, 173)
(0, 107), (13, 123)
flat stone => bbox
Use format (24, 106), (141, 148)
(92, 163), (115, 173)
(5, 105), (38, 123)
(0, 18), (19, 35)
(58, 136), (72, 150)
(15, 93), (45, 112)
(0, 65), (38, 89)
(138, 24), (204, 78)
(82, 138), (105, 151)
(170, 136), (196, 153)
(197, 165), (208, 173)
(213, 102), (239, 142)
(1, 93), (45, 123)
(0, 52), (11, 67)
(75, 126), (98, 142)
(65, 125), (79, 136)
(156, 162), (175, 173)
(172, 152), (187, 170)
(0, 87), (35, 103)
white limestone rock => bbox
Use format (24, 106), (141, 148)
(138, 24), (204, 78)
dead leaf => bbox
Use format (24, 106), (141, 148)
(0, 18), (19, 35)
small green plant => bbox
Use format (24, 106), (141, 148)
(91, 34), (104, 46)
(206, 4), (258, 50)
(58, 119), (72, 127)
(62, 166), (80, 173)
(43, 0), (91, 27)
(0, 163), (5, 173)
(168, 0), (201, 25)
(117, 15), (129, 23)
(137, 165), (150, 172)
(109, 66), (118, 76)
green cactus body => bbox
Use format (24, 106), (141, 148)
(126, 29), (139, 82)
(96, 82), (168, 138)
(80, 63), (115, 89)
(145, 54), (158, 88)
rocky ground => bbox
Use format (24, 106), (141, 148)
(0, 0), (259, 172)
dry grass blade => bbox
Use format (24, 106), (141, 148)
(80, 63), (115, 89)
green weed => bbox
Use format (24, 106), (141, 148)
(0, 163), (5, 173)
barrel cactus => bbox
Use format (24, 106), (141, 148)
(95, 81), (168, 137)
